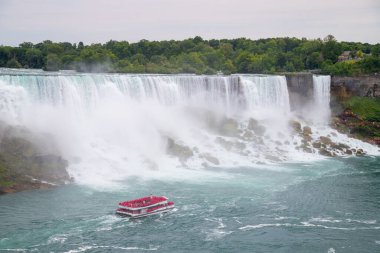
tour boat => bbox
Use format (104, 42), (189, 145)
(116, 195), (175, 218)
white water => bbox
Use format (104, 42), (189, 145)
(0, 70), (378, 186)
(313, 75), (331, 124)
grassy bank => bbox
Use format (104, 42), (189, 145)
(333, 96), (380, 143)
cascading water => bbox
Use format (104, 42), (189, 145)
(240, 75), (290, 114)
(313, 75), (331, 124)
(0, 69), (378, 186)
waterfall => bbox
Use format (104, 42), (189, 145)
(0, 74), (243, 116)
(313, 75), (331, 124)
(239, 75), (290, 114)
(0, 69), (377, 186)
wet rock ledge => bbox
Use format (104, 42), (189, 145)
(0, 122), (70, 194)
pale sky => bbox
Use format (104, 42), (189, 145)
(0, 0), (379, 46)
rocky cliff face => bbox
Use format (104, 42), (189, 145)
(0, 122), (70, 194)
(329, 75), (380, 146)
(285, 73), (314, 111)
(331, 75), (380, 98)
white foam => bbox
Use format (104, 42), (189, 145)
(327, 248), (335, 253)
(0, 72), (378, 188)
(63, 245), (159, 253)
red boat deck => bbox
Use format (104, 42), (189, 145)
(119, 196), (168, 209)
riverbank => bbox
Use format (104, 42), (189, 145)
(330, 75), (380, 146)
(0, 122), (70, 194)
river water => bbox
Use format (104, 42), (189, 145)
(0, 70), (379, 252)
(1, 157), (379, 253)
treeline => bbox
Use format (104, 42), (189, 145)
(1, 35), (379, 75)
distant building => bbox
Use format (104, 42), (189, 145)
(338, 51), (366, 62)
(338, 51), (352, 62)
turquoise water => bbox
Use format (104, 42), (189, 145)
(1, 157), (380, 253)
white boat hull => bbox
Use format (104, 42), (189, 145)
(116, 205), (175, 218)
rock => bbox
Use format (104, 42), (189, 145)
(319, 148), (333, 157)
(312, 141), (322, 149)
(331, 143), (342, 150)
(202, 153), (220, 165)
(219, 118), (239, 137)
(303, 146), (313, 153)
(290, 120), (302, 133)
(345, 149), (353, 155)
(215, 137), (233, 151)
(247, 118), (259, 131)
(242, 130), (254, 140)
(265, 154), (282, 162)
(234, 141), (246, 150)
(319, 136), (333, 145)
(303, 134), (312, 142)
(0, 123), (70, 194)
(143, 159), (158, 170)
(254, 137), (264, 145)
(248, 118), (266, 136)
(338, 143), (350, 150)
(356, 148), (365, 156)
(303, 126), (312, 135)
(166, 138), (194, 161)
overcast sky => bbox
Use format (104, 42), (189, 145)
(0, 0), (379, 46)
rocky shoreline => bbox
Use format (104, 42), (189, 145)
(0, 122), (70, 194)
(332, 109), (380, 146)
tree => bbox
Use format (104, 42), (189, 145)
(45, 54), (61, 71)
(0, 47), (11, 66)
(371, 44), (380, 57)
(25, 48), (43, 68)
(235, 51), (252, 73)
(6, 58), (22, 68)
(322, 35), (342, 63)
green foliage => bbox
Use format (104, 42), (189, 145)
(44, 54), (61, 71)
(6, 58), (22, 68)
(344, 97), (380, 122)
(0, 160), (13, 188)
(351, 125), (380, 138)
(0, 36), (379, 75)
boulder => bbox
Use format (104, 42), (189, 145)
(248, 118), (266, 136)
(356, 149), (365, 156)
(265, 154), (282, 162)
(290, 120), (302, 133)
(215, 137), (233, 151)
(202, 153), (220, 165)
(319, 136), (333, 145)
(312, 141), (322, 149)
(234, 141), (246, 150)
(345, 149), (353, 155)
(242, 130), (254, 140)
(303, 126), (312, 135)
(275, 141), (282, 146)
(319, 148), (333, 157)
(303, 147), (313, 153)
(166, 138), (194, 161)
(338, 143), (350, 150)
(303, 134), (312, 142)
(219, 118), (240, 137)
